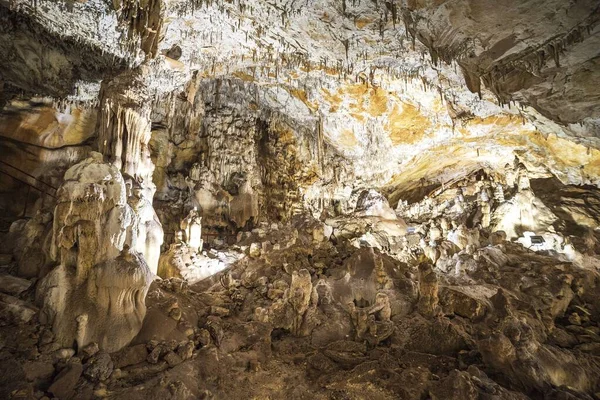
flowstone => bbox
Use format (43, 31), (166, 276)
(38, 154), (153, 352)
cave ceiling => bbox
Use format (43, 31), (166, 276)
(0, 0), (599, 194)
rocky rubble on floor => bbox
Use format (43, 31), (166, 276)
(0, 168), (599, 399)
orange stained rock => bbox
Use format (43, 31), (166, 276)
(288, 88), (318, 111)
(387, 103), (432, 145)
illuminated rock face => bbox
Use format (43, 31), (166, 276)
(354, 189), (397, 220)
(491, 189), (558, 239)
(401, 0), (600, 125)
(50, 154), (132, 270)
(38, 154), (153, 352)
(180, 207), (202, 252)
(126, 178), (164, 275)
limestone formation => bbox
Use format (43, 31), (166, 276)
(49, 153), (132, 275)
(288, 269), (317, 336)
(478, 187), (492, 228)
(494, 183), (505, 204)
(126, 177), (164, 275)
(354, 189), (397, 220)
(157, 234), (242, 282)
(348, 291), (395, 346)
(37, 155), (153, 353)
(417, 260), (439, 318)
(491, 188), (558, 239)
(180, 207), (203, 252)
(0, 0), (599, 398)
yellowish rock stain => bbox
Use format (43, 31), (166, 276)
(232, 71), (255, 82)
(387, 103), (432, 145)
(338, 129), (359, 149)
(0, 106), (96, 148)
(355, 17), (373, 29)
(322, 84), (389, 117)
(288, 88), (318, 112)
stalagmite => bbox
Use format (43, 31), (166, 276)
(494, 183), (505, 204)
(479, 186), (492, 229)
(417, 259), (439, 318)
(38, 154), (153, 353)
(126, 177), (164, 275)
(288, 269), (315, 336)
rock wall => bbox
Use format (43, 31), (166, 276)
(151, 79), (342, 241)
(0, 99), (96, 222)
(2, 0), (600, 238)
(198, 106), (262, 228)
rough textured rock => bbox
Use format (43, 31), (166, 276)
(83, 352), (114, 382)
(354, 189), (398, 220)
(37, 154), (153, 352)
(48, 361), (83, 400)
(0, 0), (599, 399)
(401, 0), (600, 126)
(0, 274), (31, 296)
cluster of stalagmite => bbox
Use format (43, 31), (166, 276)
(32, 62), (170, 352)
(97, 67), (165, 274)
(180, 207), (203, 252)
(392, 160), (577, 264)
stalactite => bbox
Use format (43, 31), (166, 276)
(113, 0), (165, 58)
(316, 115), (324, 174)
(98, 98), (153, 182)
(343, 38), (350, 62)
